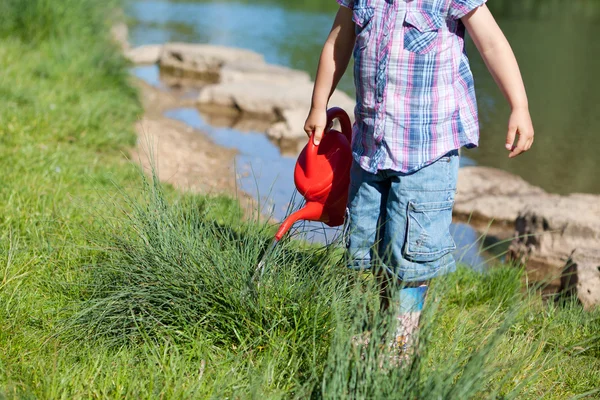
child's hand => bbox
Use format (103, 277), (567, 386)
(304, 107), (328, 145)
(506, 107), (534, 158)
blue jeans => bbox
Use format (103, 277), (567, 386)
(345, 150), (459, 282)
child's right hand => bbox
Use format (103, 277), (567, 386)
(304, 107), (328, 145)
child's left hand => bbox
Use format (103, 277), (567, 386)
(506, 107), (534, 158)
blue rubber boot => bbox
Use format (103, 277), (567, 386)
(394, 285), (428, 353)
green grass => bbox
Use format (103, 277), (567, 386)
(1, 0), (600, 398)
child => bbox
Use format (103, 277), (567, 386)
(304, 0), (534, 349)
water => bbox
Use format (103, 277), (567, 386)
(129, 0), (600, 195)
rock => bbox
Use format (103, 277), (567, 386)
(455, 167), (546, 229)
(198, 79), (355, 122)
(220, 61), (311, 84)
(457, 166), (600, 309)
(508, 208), (600, 307)
(456, 167), (600, 242)
(507, 210), (571, 295)
(197, 76), (355, 152)
(560, 250), (600, 310)
(267, 109), (308, 141)
(155, 42), (355, 147)
(507, 196), (600, 258)
(159, 43), (264, 83)
(198, 80), (311, 115)
(267, 107), (358, 156)
(126, 45), (163, 65)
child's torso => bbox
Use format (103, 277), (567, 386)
(348, 0), (482, 174)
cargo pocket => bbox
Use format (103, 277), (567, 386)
(353, 6), (375, 50)
(403, 10), (444, 54)
(404, 200), (456, 263)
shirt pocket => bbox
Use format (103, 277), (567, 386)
(353, 6), (375, 50)
(403, 9), (444, 55)
(404, 200), (456, 263)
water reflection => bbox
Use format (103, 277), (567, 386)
(129, 0), (600, 195)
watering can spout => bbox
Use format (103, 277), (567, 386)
(274, 202), (324, 241)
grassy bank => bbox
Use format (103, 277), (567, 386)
(1, 0), (600, 398)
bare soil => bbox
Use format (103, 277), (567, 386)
(131, 79), (238, 195)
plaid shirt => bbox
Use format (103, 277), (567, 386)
(337, 0), (487, 174)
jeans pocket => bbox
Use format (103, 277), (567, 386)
(437, 149), (459, 163)
(404, 200), (456, 262)
(403, 10), (444, 54)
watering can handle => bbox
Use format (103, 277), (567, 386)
(306, 107), (352, 178)
(326, 107), (352, 144)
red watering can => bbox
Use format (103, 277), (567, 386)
(274, 107), (353, 240)
(252, 107), (353, 285)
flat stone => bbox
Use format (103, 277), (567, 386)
(457, 167), (600, 246)
(508, 205), (600, 309)
(267, 109), (309, 141)
(455, 166), (546, 227)
(198, 80), (310, 115)
(126, 45), (163, 65)
(159, 43), (264, 83)
(198, 80), (355, 121)
(521, 194), (600, 252)
(220, 61), (311, 84)
(457, 166), (600, 309)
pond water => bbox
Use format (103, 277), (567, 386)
(128, 0), (600, 195)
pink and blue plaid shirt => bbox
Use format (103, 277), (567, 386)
(337, 0), (487, 174)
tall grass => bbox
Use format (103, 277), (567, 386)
(64, 169), (350, 394)
(71, 171), (345, 349)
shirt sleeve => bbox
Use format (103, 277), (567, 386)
(448, 0), (487, 19)
(336, 0), (354, 9)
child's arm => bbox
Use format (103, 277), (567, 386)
(463, 5), (535, 158)
(304, 7), (356, 145)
